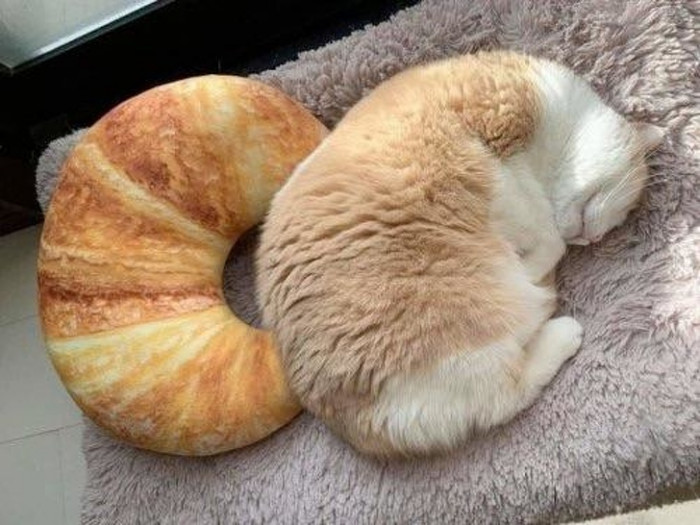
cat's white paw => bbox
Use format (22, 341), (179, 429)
(542, 316), (583, 359)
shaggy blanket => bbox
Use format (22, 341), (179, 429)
(36, 0), (699, 523)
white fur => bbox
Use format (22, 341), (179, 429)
(372, 280), (583, 453)
(366, 59), (655, 454)
(492, 60), (651, 275)
(525, 60), (651, 245)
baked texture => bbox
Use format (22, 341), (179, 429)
(37, 75), (327, 455)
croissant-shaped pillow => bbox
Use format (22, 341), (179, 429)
(37, 76), (327, 455)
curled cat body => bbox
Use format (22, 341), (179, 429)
(256, 50), (663, 457)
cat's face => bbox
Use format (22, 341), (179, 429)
(557, 118), (663, 246)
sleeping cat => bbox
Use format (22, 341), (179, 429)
(256, 51), (663, 457)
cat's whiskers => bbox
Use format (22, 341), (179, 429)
(609, 170), (666, 204)
(592, 165), (639, 224)
(593, 180), (667, 230)
(614, 180), (668, 203)
(589, 164), (658, 233)
(587, 122), (662, 229)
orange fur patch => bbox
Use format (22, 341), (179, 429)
(257, 51), (543, 426)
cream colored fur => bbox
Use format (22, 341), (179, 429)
(256, 51), (663, 457)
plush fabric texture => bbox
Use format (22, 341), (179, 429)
(35, 0), (699, 523)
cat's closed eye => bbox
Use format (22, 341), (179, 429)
(582, 188), (636, 243)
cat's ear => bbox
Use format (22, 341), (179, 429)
(633, 122), (665, 152)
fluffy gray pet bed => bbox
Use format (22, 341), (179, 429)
(36, 1), (699, 523)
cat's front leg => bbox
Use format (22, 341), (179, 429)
(520, 232), (566, 284)
(492, 171), (566, 283)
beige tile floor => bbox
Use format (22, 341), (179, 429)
(0, 224), (85, 525)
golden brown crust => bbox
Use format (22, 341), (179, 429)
(38, 144), (227, 338)
(92, 76), (326, 236)
(50, 308), (299, 454)
(39, 273), (222, 340)
(38, 75), (326, 455)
